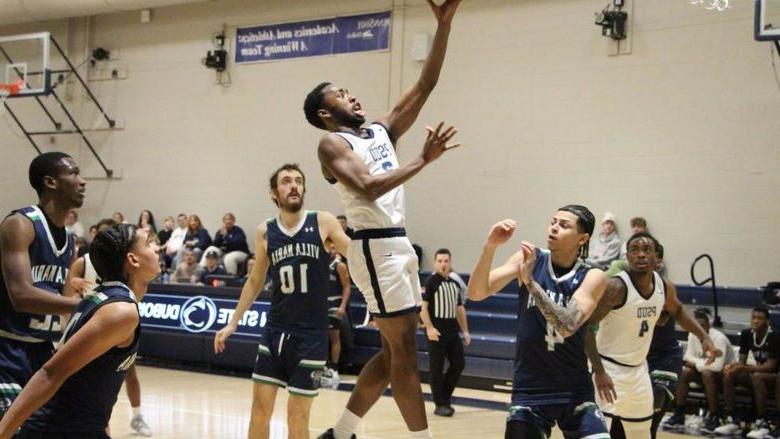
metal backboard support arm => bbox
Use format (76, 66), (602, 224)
(50, 89), (113, 178)
(50, 37), (115, 128)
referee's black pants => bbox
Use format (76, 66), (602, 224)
(427, 330), (465, 407)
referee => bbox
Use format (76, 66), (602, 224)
(420, 248), (471, 417)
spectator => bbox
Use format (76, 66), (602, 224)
(620, 217), (648, 259)
(137, 209), (157, 234)
(112, 211), (126, 224)
(198, 250), (228, 286)
(201, 213), (249, 275)
(74, 236), (88, 258)
(165, 213), (188, 269)
(87, 224), (98, 244)
(419, 248), (471, 417)
(586, 212), (621, 269)
(664, 309), (736, 433)
(157, 216), (175, 247)
(714, 307), (780, 436)
(172, 249), (203, 284)
(336, 214), (354, 238)
(243, 254), (256, 279)
(182, 214), (211, 260)
(64, 209), (84, 238)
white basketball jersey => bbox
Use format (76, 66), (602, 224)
(596, 271), (665, 366)
(332, 123), (405, 230)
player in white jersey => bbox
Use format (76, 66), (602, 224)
(585, 233), (720, 438)
(304, 2), (462, 438)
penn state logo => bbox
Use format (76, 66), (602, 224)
(179, 296), (217, 333)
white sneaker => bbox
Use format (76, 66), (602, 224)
(320, 368), (340, 389)
(714, 416), (742, 436)
(747, 419), (771, 439)
(130, 414), (153, 437)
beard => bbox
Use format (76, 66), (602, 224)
(279, 194), (304, 213)
(331, 106), (365, 130)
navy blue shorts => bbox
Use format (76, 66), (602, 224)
(252, 326), (327, 397)
(0, 338), (53, 408)
(15, 429), (109, 439)
(647, 347), (683, 392)
(508, 400), (609, 439)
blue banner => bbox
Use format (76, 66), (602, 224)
(235, 11), (391, 64)
(139, 292), (270, 337)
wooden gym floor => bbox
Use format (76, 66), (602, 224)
(106, 365), (690, 438)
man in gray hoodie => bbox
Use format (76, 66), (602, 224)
(587, 212), (622, 269)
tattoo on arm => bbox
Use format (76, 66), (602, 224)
(528, 280), (585, 338)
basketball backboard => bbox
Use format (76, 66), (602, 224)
(755, 0), (780, 41)
(0, 32), (50, 97)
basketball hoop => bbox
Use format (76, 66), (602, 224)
(0, 79), (24, 113)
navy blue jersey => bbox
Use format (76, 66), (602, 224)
(24, 282), (139, 434)
(513, 248), (595, 405)
(0, 206), (74, 342)
(649, 314), (680, 355)
(266, 211), (331, 333)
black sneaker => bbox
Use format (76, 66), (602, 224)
(317, 428), (356, 439)
(700, 413), (721, 434)
(434, 405), (455, 417)
(663, 412), (686, 431)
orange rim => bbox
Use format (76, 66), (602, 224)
(0, 79), (24, 96)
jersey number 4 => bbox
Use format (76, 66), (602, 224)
(279, 264), (308, 294)
(639, 319), (649, 337)
(545, 322), (565, 351)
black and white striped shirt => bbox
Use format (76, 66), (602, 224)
(423, 273), (463, 333)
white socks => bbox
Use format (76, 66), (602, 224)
(334, 409), (361, 439)
(333, 408), (431, 439)
(132, 406), (142, 417)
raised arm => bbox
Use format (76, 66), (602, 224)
(0, 302), (138, 438)
(467, 219), (521, 301)
(213, 223), (270, 354)
(663, 279), (721, 364)
(318, 122), (458, 202)
(520, 242), (607, 337)
(377, 0), (462, 141)
(0, 215), (79, 315)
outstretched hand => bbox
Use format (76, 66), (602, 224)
(486, 219), (517, 248)
(426, 0), (462, 26)
(421, 121), (459, 164)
